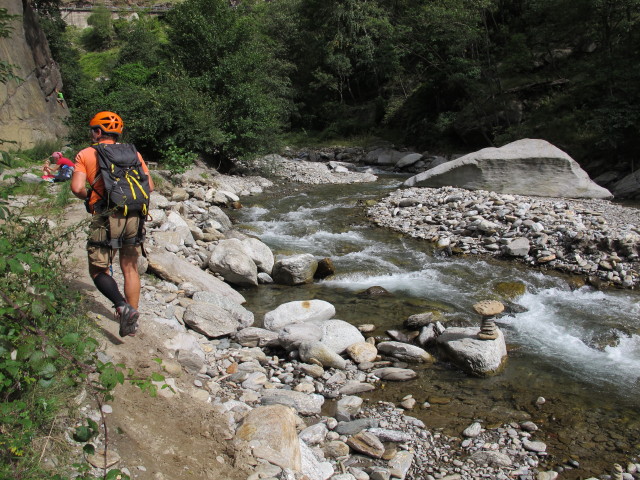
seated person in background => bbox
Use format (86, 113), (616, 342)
(42, 151), (75, 182)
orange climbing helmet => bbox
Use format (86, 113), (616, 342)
(89, 111), (124, 135)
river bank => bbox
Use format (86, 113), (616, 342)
(24, 155), (638, 480)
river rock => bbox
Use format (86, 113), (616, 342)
(376, 341), (434, 363)
(300, 439), (334, 480)
(299, 422), (328, 446)
(323, 440), (350, 459)
(470, 450), (513, 467)
(147, 249), (246, 305)
(403, 139), (612, 199)
(503, 237), (531, 257)
(260, 389), (325, 415)
(298, 341), (347, 370)
(241, 237), (275, 274)
(335, 418), (378, 436)
(192, 290), (254, 328)
(370, 367), (417, 381)
(182, 302), (243, 338)
(338, 381), (376, 395)
(272, 254), (318, 285)
(396, 153), (423, 170)
(522, 439), (547, 452)
(346, 431), (385, 458)
(234, 327), (280, 348)
(165, 211), (195, 246)
(234, 404), (301, 471)
(610, 169), (640, 199)
(312, 319), (365, 354)
(388, 450), (414, 479)
(208, 238), (259, 287)
(335, 395), (363, 421)
(263, 300), (336, 331)
(346, 342), (378, 363)
(278, 323), (323, 351)
(436, 327), (507, 376)
(367, 428), (413, 443)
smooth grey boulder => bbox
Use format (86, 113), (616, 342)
(611, 169), (640, 199)
(147, 249), (245, 305)
(503, 237), (530, 257)
(149, 192), (170, 208)
(365, 148), (406, 166)
(298, 341), (346, 370)
(404, 139), (612, 199)
(192, 290), (254, 328)
(182, 301), (242, 338)
(395, 153), (423, 169)
(208, 238), (258, 287)
(272, 254), (318, 285)
(311, 319), (365, 354)
(436, 326), (507, 376)
(376, 341), (434, 363)
(263, 300), (336, 331)
(370, 367), (417, 381)
(204, 205), (233, 232)
(234, 327), (280, 348)
(241, 237), (275, 274)
(278, 323), (323, 351)
(260, 389), (325, 415)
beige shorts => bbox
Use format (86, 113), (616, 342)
(87, 213), (141, 275)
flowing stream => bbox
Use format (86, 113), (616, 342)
(231, 173), (640, 477)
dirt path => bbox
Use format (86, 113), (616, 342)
(62, 201), (247, 480)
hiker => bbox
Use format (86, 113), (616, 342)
(42, 151), (75, 182)
(71, 111), (155, 337)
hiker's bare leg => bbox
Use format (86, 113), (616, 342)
(120, 253), (140, 310)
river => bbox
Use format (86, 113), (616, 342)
(230, 173), (640, 478)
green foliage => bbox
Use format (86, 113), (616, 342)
(82, 4), (115, 51)
(161, 141), (198, 174)
(79, 49), (119, 80)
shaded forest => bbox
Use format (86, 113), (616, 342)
(36, 0), (640, 177)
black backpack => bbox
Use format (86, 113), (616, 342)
(91, 143), (151, 216)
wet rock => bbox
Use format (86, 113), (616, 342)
(298, 341), (346, 370)
(376, 341), (434, 363)
(272, 254), (318, 285)
(436, 327), (507, 376)
(346, 342), (378, 364)
(370, 367), (417, 381)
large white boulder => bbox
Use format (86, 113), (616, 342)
(208, 238), (258, 287)
(263, 300), (336, 332)
(404, 139), (612, 199)
(436, 326), (507, 376)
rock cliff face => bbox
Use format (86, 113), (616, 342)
(0, 0), (68, 151)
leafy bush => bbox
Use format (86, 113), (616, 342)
(161, 141), (198, 174)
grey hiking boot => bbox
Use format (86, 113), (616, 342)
(115, 303), (139, 337)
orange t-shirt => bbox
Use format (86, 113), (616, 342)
(75, 139), (150, 208)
